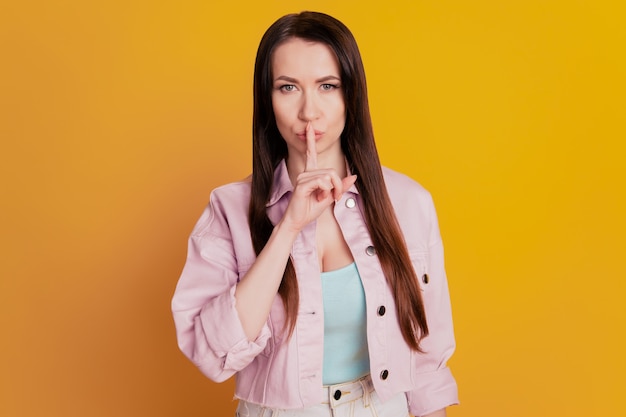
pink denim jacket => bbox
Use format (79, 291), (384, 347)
(172, 161), (458, 416)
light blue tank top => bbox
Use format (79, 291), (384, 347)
(320, 262), (370, 385)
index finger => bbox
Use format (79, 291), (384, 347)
(305, 122), (317, 171)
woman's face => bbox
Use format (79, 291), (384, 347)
(271, 37), (346, 166)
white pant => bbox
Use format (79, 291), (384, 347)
(235, 374), (410, 417)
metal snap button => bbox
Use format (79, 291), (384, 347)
(334, 390), (342, 400)
(365, 246), (376, 256)
(380, 369), (389, 380)
(377, 306), (386, 316)
(345, 197), (356, 208)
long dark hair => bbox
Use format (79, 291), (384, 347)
(249, 11), (429, 351)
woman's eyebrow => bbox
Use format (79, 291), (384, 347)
(274, 75), (298, 83)
(316, 75), (341, 83)
(274, 75), (341, 83)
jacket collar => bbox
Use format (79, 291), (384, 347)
(267, 160), (293, 207)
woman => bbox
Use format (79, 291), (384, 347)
(172, 11), (458, 417)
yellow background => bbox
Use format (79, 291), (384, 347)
(1, 1), (624, 416)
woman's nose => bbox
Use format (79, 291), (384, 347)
(298, 92), (321, 121)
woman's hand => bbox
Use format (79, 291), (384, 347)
(280, 122), (357, 232)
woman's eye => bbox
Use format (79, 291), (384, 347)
(321, 83), (339, 91)
(279, 85), (296, 92)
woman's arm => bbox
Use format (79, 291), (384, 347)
(173, 125), (356, 377)
(235, 123), (356, 340)
(233, 219), (299, 340)
(404, 191), (458, 415)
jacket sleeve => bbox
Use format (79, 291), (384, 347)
(171, 200), (271, 382)
(406, 193), (459, 416)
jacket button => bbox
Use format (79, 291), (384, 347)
(380, 369), (389, 380)
(345, 197), (356, 208)
(334, 389), (342, 400)
(377, 306), (386, 316)
(422, 273), (429, 284)
(365, 246), (376, 256)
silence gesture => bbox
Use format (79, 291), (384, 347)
(280, 122), (357, 233)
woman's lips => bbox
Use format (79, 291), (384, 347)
(296, 130), (324, 141)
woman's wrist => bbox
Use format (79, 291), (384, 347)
(274, 217), (305, 238)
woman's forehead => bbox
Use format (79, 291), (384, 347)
(271, 38), (340, 79)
